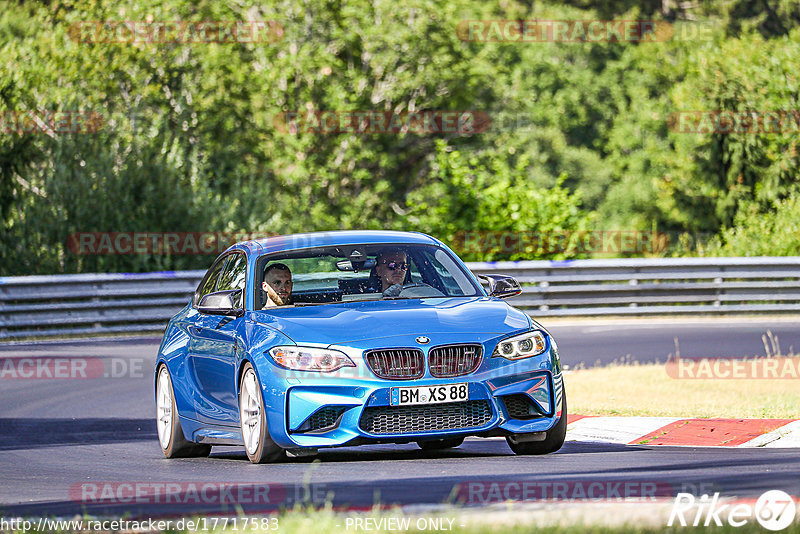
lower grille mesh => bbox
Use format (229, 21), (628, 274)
(359, 400), (492, 435)
(502, 394), (541, 419)
(299, 407), (346, 433)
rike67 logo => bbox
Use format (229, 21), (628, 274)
(669, 490), (797, 531)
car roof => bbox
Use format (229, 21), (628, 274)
(233, 230), (441, 256)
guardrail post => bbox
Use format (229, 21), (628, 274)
(539, 280), (549, 311)
(714, 276), (722, 307)
(628, 276), (638, 308)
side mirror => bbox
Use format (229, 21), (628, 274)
(198, 289), (244, 316)
(477, 274), (522, 299)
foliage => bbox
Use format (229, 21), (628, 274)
(0, 0), (797, 275)
(662, 30), (800, 232)
(701, 194), (800, 257)
(403, 140), (591, 261)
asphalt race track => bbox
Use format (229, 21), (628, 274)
(1, 318), (799, 518)
(545, 317), (800, 366)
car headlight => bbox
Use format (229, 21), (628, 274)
(492, 331), (547, 360)
(269, 346), (356, 372)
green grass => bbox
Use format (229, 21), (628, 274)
(567, 357), (800, 418)
(207, 506), (800, 534)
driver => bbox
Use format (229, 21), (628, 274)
(375, 248), (408, 297)
(262, 263), (293, 307)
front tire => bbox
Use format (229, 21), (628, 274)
(239, 363), (284, 463)
(156, 365), (211, 458)
(506, 393), (567, 455)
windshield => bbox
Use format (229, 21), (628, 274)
(254, 244), (481, 308)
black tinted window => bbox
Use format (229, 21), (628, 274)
(218, 253), (246, 292)
(197, 257), (226, 303)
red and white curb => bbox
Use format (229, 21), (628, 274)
(566, 416), (800, 447)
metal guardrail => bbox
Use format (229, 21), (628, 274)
(2, 257), (800, 339)
(470, 257), (800, 317)
(0, 271), (205, 339)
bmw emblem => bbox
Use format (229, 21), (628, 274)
(416, 336), (430, 344)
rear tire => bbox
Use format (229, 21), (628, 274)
(417, 437), (465, 450)
(239, 363), (285, 464)
(506, 393), (567, 455)
(156, 365), (211, 458)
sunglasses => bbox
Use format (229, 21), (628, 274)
(381, 261), (408, 271)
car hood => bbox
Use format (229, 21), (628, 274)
(251, 297), (531, 345)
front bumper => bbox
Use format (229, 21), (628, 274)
(255, 333), (565, 449)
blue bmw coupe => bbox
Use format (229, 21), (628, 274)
(155, 230), (566, 462)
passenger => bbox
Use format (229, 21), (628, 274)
(262, 263), (293, 307)
(374, 248), (408, 297)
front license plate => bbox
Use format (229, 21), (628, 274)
(390, 383), (469, 406)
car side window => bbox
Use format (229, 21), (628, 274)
(407, 256), (423, 284)
(430, 248), (472, 295)
(196, 256), (227, 305)
(218, 253), (246, 292)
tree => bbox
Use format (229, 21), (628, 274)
(403, 140), (591, 261)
